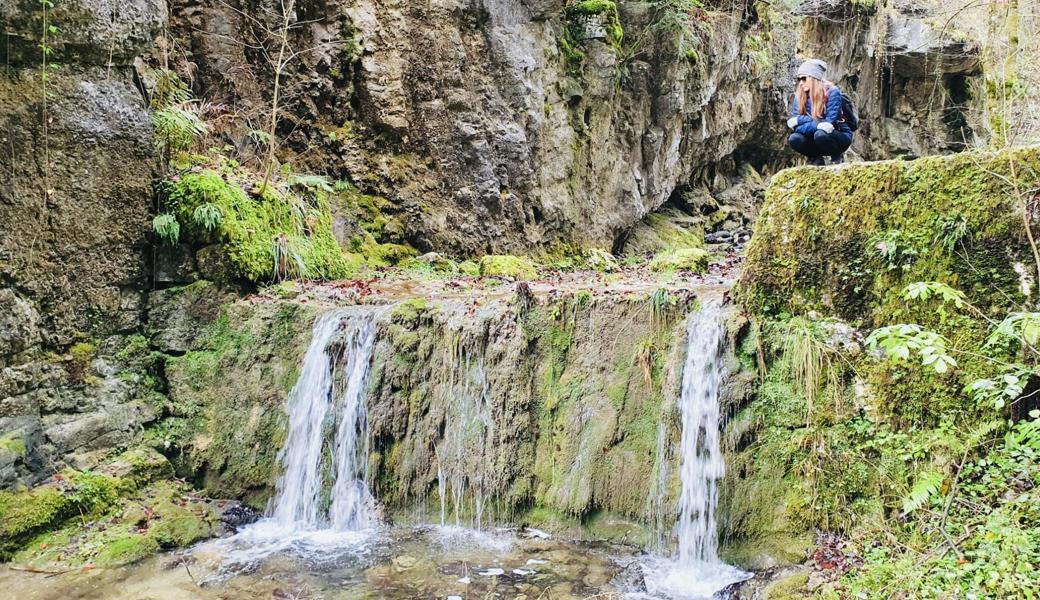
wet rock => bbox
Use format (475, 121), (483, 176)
(146, 281), (237, 353)
(0, 71), (154, 344)
(0, 0), (167, 66)
(0, 290), (41, 365)
(195, 245), (238, 283)
(220, 503), (262, 533)
(99, 446), (174, 486)
(154, 244), (199, 285)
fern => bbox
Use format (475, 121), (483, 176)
(192, 203), (223, 231)
(151, 69), (191, 109)
(153, 105), (207, 154)
(152, 214), (180, 245)
(287, 174), (333, 193)
(901, 470), (944, 515)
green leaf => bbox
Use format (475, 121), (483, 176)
(901, 470), (944, 515)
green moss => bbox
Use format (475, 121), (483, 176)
(66, 341), (97, 380)
(458, 260), (480, 276)
(390, 299), (431, 325)
(559, 0), (623, 77)
(0, 487), (70, 558)
(648, 247), (711, 272)
(268, 280), (300, 299)
(643, 210), (705, 251)
(14, 479), (216, 568)
(479, 255), (538, 280)
(159, 302), (316, 504)
(400, 255), (458, 274)
(0, 433), (26, 459)
(0, 470), (132, 559)
(740, 146), (1040, 324)
(94, 532), (161, 567)
(762, 570), (811, 599)
(149, 500), (213, 548)
(166, 167), (352, 282)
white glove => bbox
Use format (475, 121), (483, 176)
(817, 121), (835, 134)
(787, 117), (799, 129)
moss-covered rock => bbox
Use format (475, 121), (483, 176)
(94, 532), (161, 567)
(0, 470), (131, 559)
(14, 480), (217, 568)
(165, 165), (353, 282)
(762, 570), (811, 600)
(162, 301), (316, 505)
(479, 255), (539, 280)
(740, 146), (1040, 324)
(648, 247), (711, 272)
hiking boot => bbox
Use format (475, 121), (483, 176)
(830, 154), (845, 165)
(808, 156), (825, 166)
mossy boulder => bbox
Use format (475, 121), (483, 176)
(165, 166), (353, 282)
(94, 533), (161, 567)
(740, 146), (1040, 324)
(479, 255), (539, 280)
(0, 470), (130, 559)
(648, 247), (711, 272)
(14, 480), (217, 568)
(586, 248), (620, 272)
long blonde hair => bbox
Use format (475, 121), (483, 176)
(796, 77), (830, 120)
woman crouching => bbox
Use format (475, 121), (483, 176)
(786, 59), (853, 166)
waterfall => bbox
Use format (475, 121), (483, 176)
(642, 299), (749, 599)
(270, 308), (379, 531)
(676, 300), (726, 564)
(435, 344), (494, 529)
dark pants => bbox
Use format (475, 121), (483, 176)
(788, 131), (853, 162)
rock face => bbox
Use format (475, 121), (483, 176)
(0, 0), (164, 488)
(796, 0), (983, 159)
(164, 0), (787, 255)
(157, 0), (987, 255)
(0, 0), (162, 341)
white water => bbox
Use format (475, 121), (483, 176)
(436, 345), (495, 529)
(201, 308), (382, 576)
(676, 301), (726, 564)
(271, 308), (379, 530)
(640, 301), (750, 600)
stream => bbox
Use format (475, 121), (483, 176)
(1, 302), (751, 600)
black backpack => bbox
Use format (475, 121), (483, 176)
(840, 92), (859, 132)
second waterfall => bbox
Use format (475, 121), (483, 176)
(643, 300), (750, 599)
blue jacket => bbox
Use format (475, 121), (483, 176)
(791, 85), (854, 137)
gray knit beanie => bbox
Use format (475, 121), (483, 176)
(796, 59), (828, 81)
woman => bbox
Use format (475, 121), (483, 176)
(786, 59), (853, 166)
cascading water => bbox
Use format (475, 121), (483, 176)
(641, 300), (750, 599)
(675, 301), (726, 564)
(271, 308), (379, 530)
(204, 308), (382, 575)
(435, 344), (495, 530)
